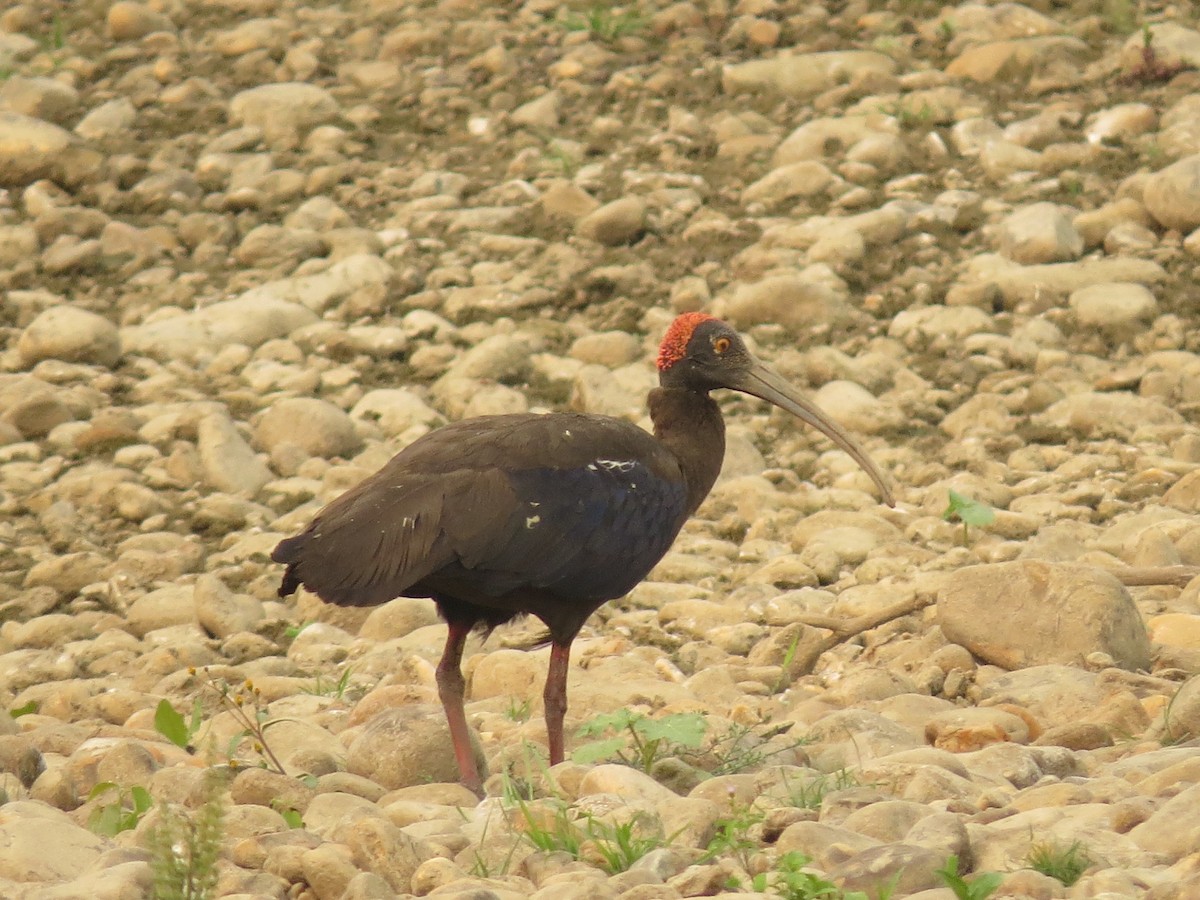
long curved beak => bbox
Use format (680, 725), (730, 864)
(723, 358), (895, 506)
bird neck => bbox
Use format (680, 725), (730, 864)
(648, 387), (725, 516)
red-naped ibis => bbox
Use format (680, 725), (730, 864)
(273, 313), (893, 792)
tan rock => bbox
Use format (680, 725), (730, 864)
(938, 562), (1152, 671)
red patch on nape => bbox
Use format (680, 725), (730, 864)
(656, 312), (717, 371)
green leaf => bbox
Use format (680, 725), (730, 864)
(188, 697), (203, 736)
(131, 785), (153, 815)
(942, 490), (995, 527)
(9, 700), (38, 718)
(572, 738), (628, 764)
(89, 803), (124, 837)
(576, 709), (638, 738)
(967, 871), (1004, 897)
(635, 713), (707, 748)
(154, 699), (190, 749)
(88, 781), (118, 801)
(279, 807), (303, 828)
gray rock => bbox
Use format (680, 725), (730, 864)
(511, 90), (561, 128)
(194, 574), (264, 639)
(346, 706), (481, 790)
(576, 197), (646, 246)
(74, 98), (137, 141)
(722, 273), (850, 333)
(774, 115), (896, 165)
(829, 844), (945, 897)
(742, 161), (835, 206)
(939, 561), (1152, 671)
(337, 815), (426, 894)
(0, 76), (79, 125)
(961, 253), (1167, 308)
(996, 203), (1083, 264)
(18, 305), (120, 368)
(229, 83), (340, 144)
(107, 1), (175, 40)
(256, 398), (363, 460)
(234, 224), (327, 268)
(723, 51), (896, 98)
(121, 296), (319, 362)
(1144, 153), (1200, 232)
(358, 598), (441, 641)
(0, 801), (107, 881)
(197, 412), (273, 496)
(1120, 23), (1200, 73)
(0, 112), (102, 187)
(351, 388), (443, 438)
(1068, 283), (1157, 338)
(1033, 391), (1184, 440)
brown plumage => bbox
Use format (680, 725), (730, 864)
(274, 314), (893, 792)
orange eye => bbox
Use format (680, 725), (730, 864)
(713, 337), (731, 353)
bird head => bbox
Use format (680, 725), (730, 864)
(657, 313), (894, 506)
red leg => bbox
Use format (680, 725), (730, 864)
(436, 622), (482, 794)
(543, 641), (572, 766)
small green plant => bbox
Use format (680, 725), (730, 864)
(283, 621), (313, 641)
(703, 803), (763, 870)
(147, 769), (226, 900)
(935, 855), (1002, 900)
(88, 782), (153, 836)
(785, 768), (860, 810)
(1122, 24), (1186, 83)
(574, 709), (707, 772)
(1026, 838), (1092, 886)
(588, 815), (667, 874)
(155, 698), (204, 752)
(774, 632), (804, 693)
(273, 801), (304, 829)
(191, 668), (288, 774)
(503, 696), (534, 722)
(9, 700), (38, 718)
(696, 720), (806, 776)
(750, 851), (879, 899)
(301, 665), (354, 700)
(1161, 676), (1196, 745)
(561, 5), (646, 42)
(942, 489), (995, 546)
(515, 797), (665, 874)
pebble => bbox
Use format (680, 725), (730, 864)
(995, 202), (1084, 264)
(940, 561), (1152, 671)
(1143, 153), (1200, 232)
(17, 305), (121, 368)
(576, 197), (647, 246)
(1068, 283), (1158, 338)
(0, 2), (1197, 897)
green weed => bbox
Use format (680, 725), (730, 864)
(146, 769), (226, 900)
(9, 700), (38, 718)
(516, 797), (666, 874)
(561, 5), (646, 42)
(574, 709), (707, 772)
(87, 782), (153, 836)
(935, 855), (1002, 900)
(301, 665), (355, 700)
(785, 768), (860, 810)
(504, 696), (534, 722)
(1026, 838), (1092, 886)
(155, 698), (203, 752)
(942, 489), (994, 546)
(750, 850), (881, 899)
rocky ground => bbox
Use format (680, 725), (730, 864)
(2, 0), (1200, 897)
